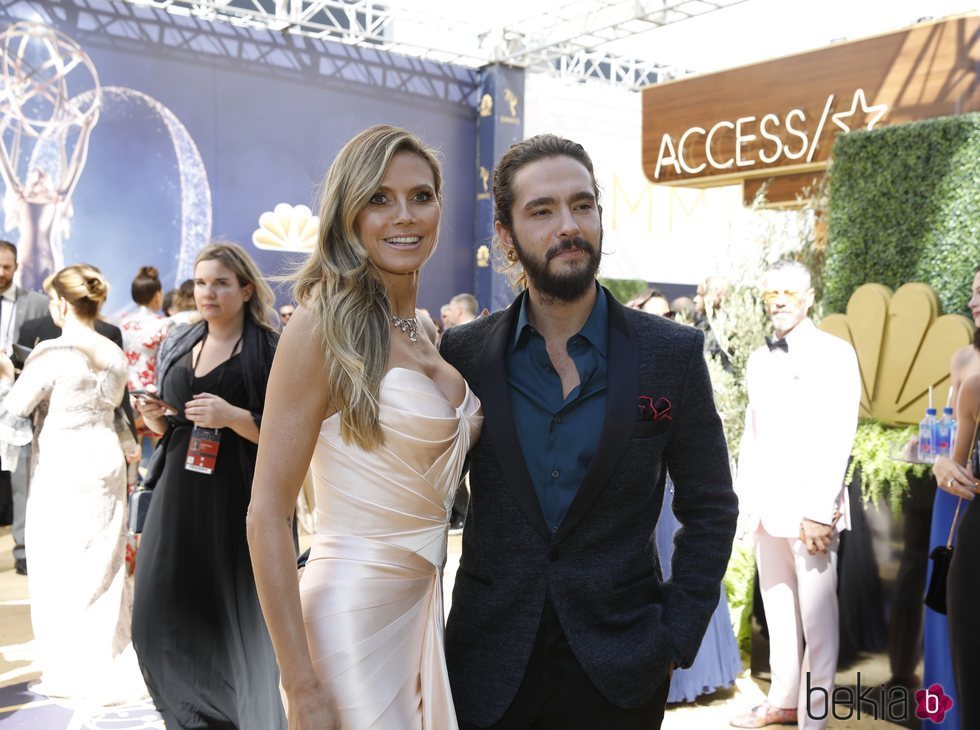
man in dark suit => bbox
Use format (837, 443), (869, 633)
(439, 135), (738, 729)
(17, 310), (124, 351)
(0, 240), (51, 572)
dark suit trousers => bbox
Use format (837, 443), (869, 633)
(459, 598), (670, 730)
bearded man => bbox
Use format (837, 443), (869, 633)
(439, 134), (738, 730)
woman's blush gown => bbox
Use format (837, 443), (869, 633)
(301, 367), (482, 729)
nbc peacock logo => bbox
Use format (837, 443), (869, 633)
(818, 283), (973, 425)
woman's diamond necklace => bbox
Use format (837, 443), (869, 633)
(390, 314), (419, 343)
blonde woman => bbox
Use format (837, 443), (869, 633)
(248, 125), (482, 729)
(0, 265), (144, 703)
(132, 242), (283, 729)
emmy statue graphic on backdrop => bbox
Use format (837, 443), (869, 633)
(0, 21), (100, 290)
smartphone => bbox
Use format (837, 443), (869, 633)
(131, 390), (176, 412)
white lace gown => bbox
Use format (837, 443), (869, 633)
(0, 339), (147, 704)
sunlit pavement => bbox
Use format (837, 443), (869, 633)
(2, 527), (911, 729)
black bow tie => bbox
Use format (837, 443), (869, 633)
(766, 336), (789, 353)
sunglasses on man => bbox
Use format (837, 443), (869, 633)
(761, 289), (807, 306)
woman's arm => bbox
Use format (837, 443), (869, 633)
(246, 306), (339, 729)
(184, 395), (259, 443)
(933, 372), (980, 499)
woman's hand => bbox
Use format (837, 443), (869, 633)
(0, 353), (14, 382)
(286, 683), (341, 730)
(933, 455), (979, 501)
(185, 393), (235, 429)
(135, 396), (170, 435)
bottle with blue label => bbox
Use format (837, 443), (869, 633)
(918, 407), (937, 463)
(937, 407), (955, 458)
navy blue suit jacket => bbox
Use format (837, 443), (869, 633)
(440, 287), (738, 726)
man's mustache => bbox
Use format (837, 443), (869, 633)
(545, 237), (596, 262)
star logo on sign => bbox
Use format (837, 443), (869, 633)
(831, 89), (888, 132)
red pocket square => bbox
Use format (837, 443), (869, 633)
(638, 396), (672, 422)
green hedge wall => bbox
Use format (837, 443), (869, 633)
(824, 113), (980, 315)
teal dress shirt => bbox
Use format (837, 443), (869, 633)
(506, 286), (608, 533)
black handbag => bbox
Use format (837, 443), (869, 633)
(924, 505), (959, 614)
(925, 422), (979, 614)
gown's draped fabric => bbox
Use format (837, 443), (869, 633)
(0, 342), (145, 704)
(302, 367), (482, 729)
(655, 477), (742, 703)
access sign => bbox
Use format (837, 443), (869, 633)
(642, 14), (979, 187)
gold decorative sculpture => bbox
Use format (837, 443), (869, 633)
(0, 22), (101, 290)
(819, 283), (973, 425)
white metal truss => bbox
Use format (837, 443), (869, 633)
(120, 0), (489, 65)
(484, 0), (750, 67)
(116, 0), (751, 89)
(549, 49), (670, 88)
(31, 0), (480, 105)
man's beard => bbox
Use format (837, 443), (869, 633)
(513, 233), (601, 303)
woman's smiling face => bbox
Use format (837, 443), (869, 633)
(355, 151), (441, 283)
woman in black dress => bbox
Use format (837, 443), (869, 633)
(132, 242), (284, 729)
(938, 372), (980, 729)
(933, 268), (980, 728)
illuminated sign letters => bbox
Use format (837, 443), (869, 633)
(641, 15), (979, 188)
(653, 90), (887, 180)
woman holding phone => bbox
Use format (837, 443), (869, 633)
(132, 242), (284, 730)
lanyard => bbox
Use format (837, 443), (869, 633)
(192, 329), (244, 374)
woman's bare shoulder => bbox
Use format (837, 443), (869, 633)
(960, 371), (980, 399)
(271, 305), (332, 389)
(952, 345), (980, 372)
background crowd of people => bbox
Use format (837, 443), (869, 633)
(0, 126), (975, 730)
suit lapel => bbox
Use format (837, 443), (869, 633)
(479, 292), (550, 541)
(13, 287), (27, 335)
(555, 294), (639, 543)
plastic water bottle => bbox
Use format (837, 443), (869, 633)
(918, 408), (938, 463)
(950, 416), (958, 458)
(937, 407), (955, 458)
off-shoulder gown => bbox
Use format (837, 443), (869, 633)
(300, 367), (482, 729)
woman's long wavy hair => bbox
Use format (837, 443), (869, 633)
(195, 242), (279, 332)
(293, 125), (442, 450)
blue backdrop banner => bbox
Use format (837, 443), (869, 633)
(0, 1), (479, 318)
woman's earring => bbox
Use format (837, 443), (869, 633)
(506, 249), (517, 262)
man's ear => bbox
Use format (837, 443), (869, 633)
(494, 220), (515, 254)
(803, 287), (816, 313)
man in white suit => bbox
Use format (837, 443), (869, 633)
(730, 260), (861, 730)
(0, 240), (53, 575)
